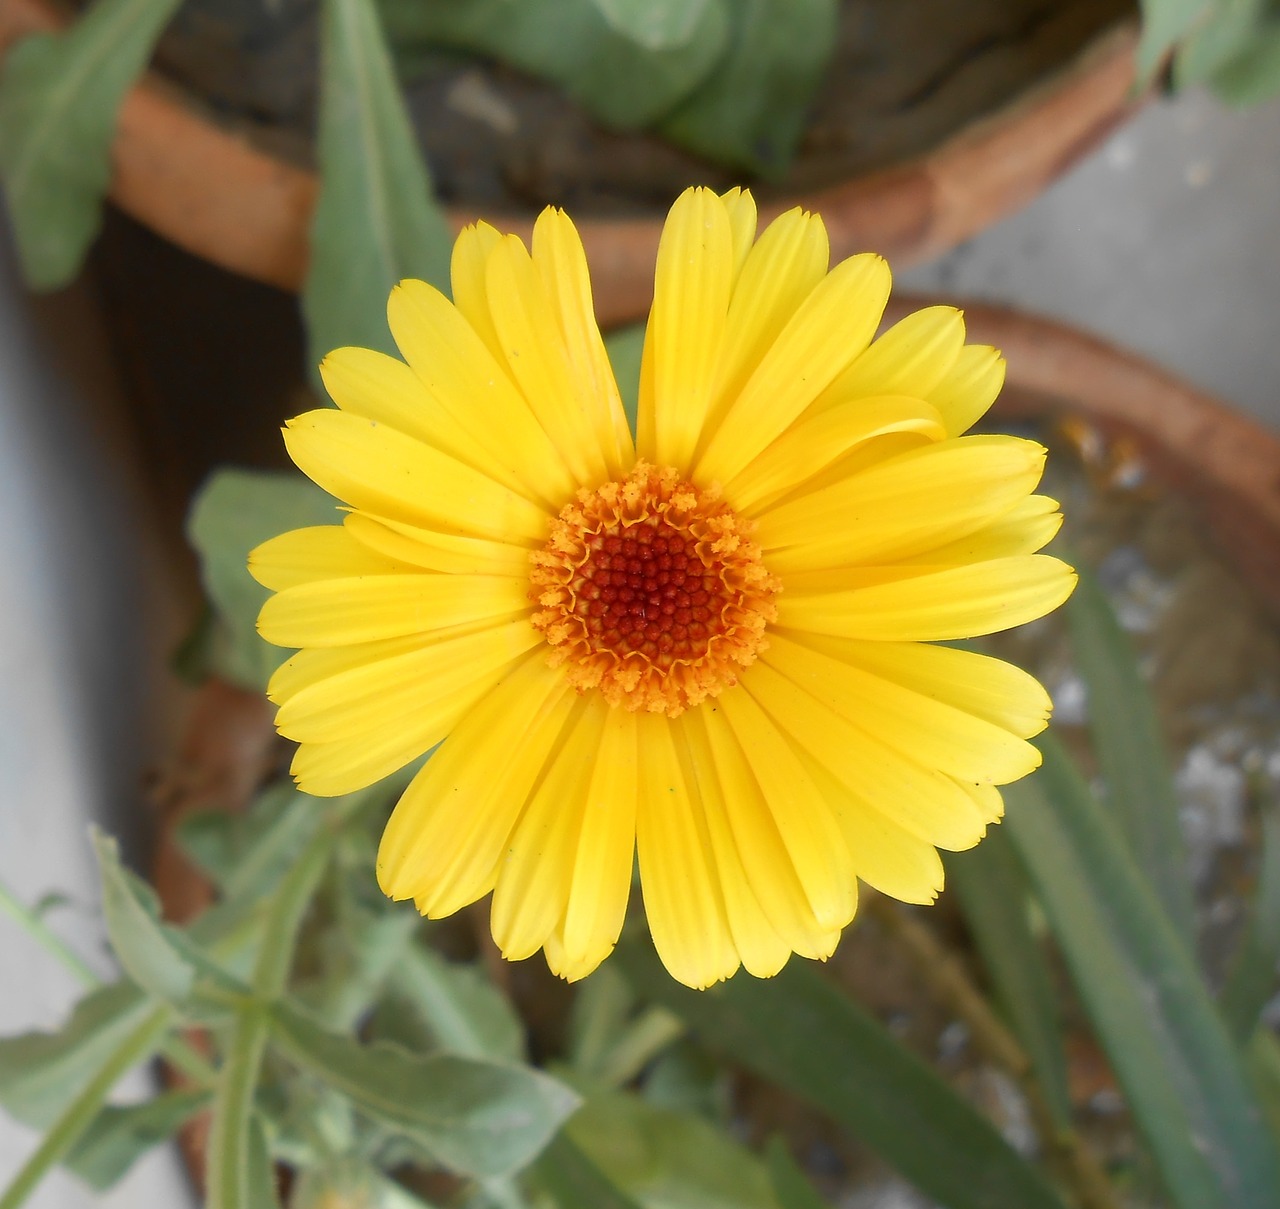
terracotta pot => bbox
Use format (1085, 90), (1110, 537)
(1, 0), (1140, 326)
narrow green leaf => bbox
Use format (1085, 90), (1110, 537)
(206, 1004), (272, 1209)
(604, 324), (645, 442)
(388, 947), (526, 1062)
(378, 0), (730, 130)
(1220, 807), (1280, 1043)
(271, 1000), (579, 1178)
(535, 1133), (645, 1209)
(589, 0), (713, 49)
(946, 831), (1072, 1126)
(91, 831), (196, 1005)
(765, 1136), (829, 1209)
(658, 0), (839, 176)
(0, 1006), (170, 1209)
(247, 1113), (281, 1209)
(0, 981), (149, 1129)
(1066, 563), (1196, 939)
(186, 470), (337, 692)
(305, 0), (453, 368)
(615, 942), (1068, 1209)
(1006, 736), (1280, 1209)
(0, 0), (181, 287)
(63, 1088), (210, 1190)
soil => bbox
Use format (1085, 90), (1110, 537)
(146, 0), (1133, 213)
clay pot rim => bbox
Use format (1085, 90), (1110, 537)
(0, 0), (1141, 325)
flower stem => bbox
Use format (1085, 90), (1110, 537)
(866, 895), (1121, 1209)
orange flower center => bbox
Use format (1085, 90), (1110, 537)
(530, 462), (780, 715)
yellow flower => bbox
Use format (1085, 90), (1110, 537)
(250, 187), (1075, 990)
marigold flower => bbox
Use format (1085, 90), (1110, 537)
(250, 187), (1075, 989)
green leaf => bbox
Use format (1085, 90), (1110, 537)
(0, 1006), (170, 1209)
(1006, 736), (1280, 1209)
(0, 0), (181, 288)
(764, 1136), (829, 1209)
(589, 0), (713, 49)
(604, 324), (645, 443)
(305, 0), (453, 369)
(206, 1004), (272, 1209)
(658, 0), (839, 176)
(186, 469), (338, 691)
(91, 831), (196, 1005)
(615, 942), (1068, 1209)
(535, 1133), (645, 1209)
(271, 1000), (579, 1178)
(1136, 0), (1216, 80)
(0, 981), (150, 1129)
(388, 946), (526, 1062)
(1206, 22), (1280, 103)
(1220, 806), (1280, 1043)
(301, 910), (420, 1034)
(63, 1088), (210, 1190)
(1066, 563), (1196, 940)
(377, 0), (730, 129)
(247, 1113), (281, 1209)
(1172, 0), (1267, 85)
(946, 831), (1072, 1126)
(566, 1089), (782, 1209)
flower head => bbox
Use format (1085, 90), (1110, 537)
(251, 187), (1075, 989)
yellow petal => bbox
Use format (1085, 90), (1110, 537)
(893, 495), (1062, 565)
(811, 638), (1051, 739)
(927, 344), (1006, 437)
(344, 511), (530, 577)
(273, 617), (539, 744)
(635, 710), (739, 989)
(740, 659), (989, 852)
(695, 208), (830, 451)
(450, 221), (505, 362)
(532, 208), (635, 477)
(267, 632), (430, 705)
(758, 435), (1046, 573)
(283, 409), (550, 544)
(725, 394), (946, 514)
(762, 632), (1042, 786)
(491, 699), (601, 961)
(485, 233), (613, 488)
(319, 346), (535, 500)
(637, 186), (734, 470)
(810, 306), (966, 415)
(387, 279), (576, 507)
(377, 652), (576, 911)
(557, 703), (639, 980)
(257, 573), (529, 648)
(289, 722), (437, 799)
(715, 686), (858, 931)
(719, 186), (758, 282)
(778, 555), (1077, 641)
(696, 252), (891, 487)
(798, 751), (945, 904)
(249, 525), (408, 591)
(682, 707), (840, 966)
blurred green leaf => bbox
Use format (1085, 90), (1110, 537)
(1220, 807), (1280, 1043)
(1137, 0), (1215, 80)
(91, 831), (196, 1006)
(566, 1089), (782, 1209)
(536, 1133), (645, 1209)
(589, 0), (713, 49)
(615, 942), (1068, 1209)
(63, 1088), (210, 1190)
(659, 0), (838, 176)
(604, 324), (645, 442)
(0, 0), (180, 288)
(947, 832), (1072, 1126)
(1247, 1030), (1280, 1140)
(378, 0), (729, 129)
(1205, 21), (1280, 102)
(764, 1137), (829, 1209)
(247, 1113), (280, 1209)
(0, 1006), (170, 1209)
(1066, 563), (1196, 940)
(1173, 0), (1267, 84)
(272, 1001), (579, 1177)
(388, 947), (526, 1062)
(0, 981), (149, 1129)
(300, 909), (419, 1033)
(1006, 736), (1280, 1209)
(186, 469), (337, 692)
(305, 0), (453, 368)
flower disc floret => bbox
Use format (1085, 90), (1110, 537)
(530, 462), (780, 715)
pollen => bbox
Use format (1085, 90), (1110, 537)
(530, 462), (780, 715)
